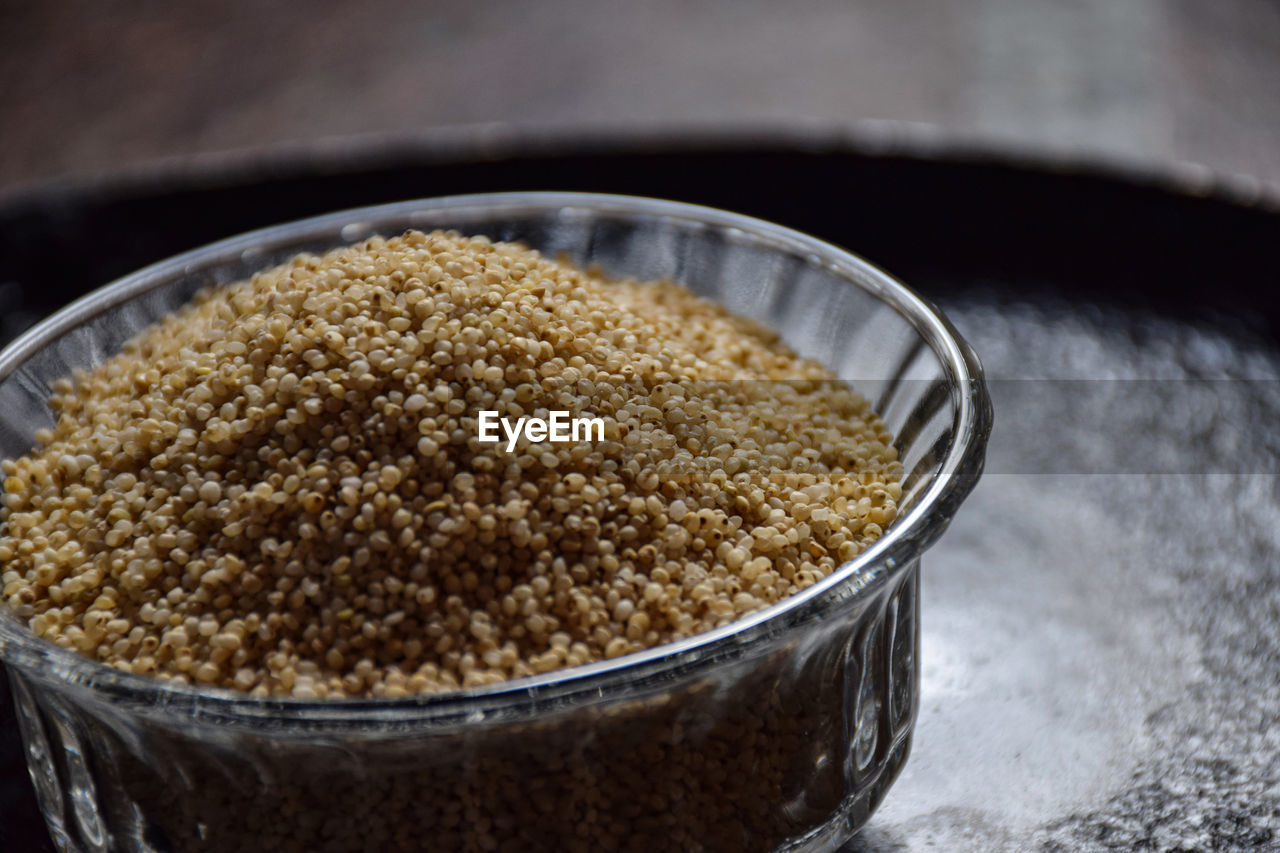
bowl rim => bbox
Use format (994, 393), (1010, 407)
(0, 191), (992, 723)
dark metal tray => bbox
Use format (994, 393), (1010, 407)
(3, 130), (1278, 851)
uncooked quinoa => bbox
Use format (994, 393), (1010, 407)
(0, 230), (901, 698)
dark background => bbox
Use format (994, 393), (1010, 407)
(3, 0), (1280, 193)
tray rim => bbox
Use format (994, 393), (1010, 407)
(2, 120), (1278, 217)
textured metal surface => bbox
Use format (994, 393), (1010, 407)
(0, 138), (1278, 850)
(848, 299), (1280, 850)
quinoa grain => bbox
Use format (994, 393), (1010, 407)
(0, 230), (900, 699)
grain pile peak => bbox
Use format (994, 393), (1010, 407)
(0, 230), (901, 698)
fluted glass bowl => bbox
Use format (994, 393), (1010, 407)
(0, 193), (991, 853)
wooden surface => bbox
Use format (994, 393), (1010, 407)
(2, 0), (1279, 191)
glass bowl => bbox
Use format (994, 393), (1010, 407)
(0, 193), (991, 853)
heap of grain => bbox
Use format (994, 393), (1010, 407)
(0, 230), (900, 698)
